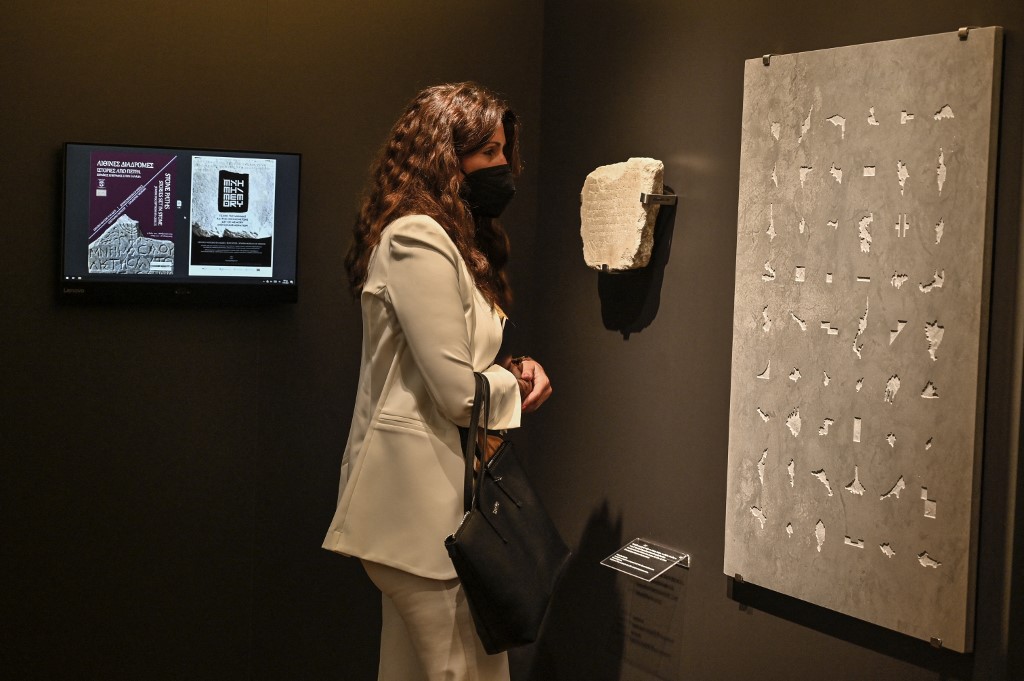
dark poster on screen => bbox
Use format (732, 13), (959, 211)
(189, 156), (276, 276)
(87, 151), (177, 275)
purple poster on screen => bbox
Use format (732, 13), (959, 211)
(87, 151), (177, 275)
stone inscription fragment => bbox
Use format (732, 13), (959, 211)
(827, 114), (847, 138)
(881, 476), (906, 500)
(786, 408), (802, 436)
(937, 148), (947, 192)
(811, 469), (834, 496)
(890, 322), (907, 345)
(897, 161), (910, 195)
(580, 157), (664, 271)
(920, 270), (945, 293)
(922, 488), (937, 519)
(799, 107), (813, 143)
(925, 321), (945, 360)
(845, 466), (866, 495)
(751, 506), (768, 530)
(884, 375), (901, 403)
(858, 214), (874, 253)
(88, 214), (174, 275)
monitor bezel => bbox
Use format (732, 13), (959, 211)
(60, 142), (301, 304)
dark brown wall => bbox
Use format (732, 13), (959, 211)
(518, 1), (1023, 680)
(0, 2), (543, 678)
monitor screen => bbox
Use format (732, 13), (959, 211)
(61, 142), (300, 302)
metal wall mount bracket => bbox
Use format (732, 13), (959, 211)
(580, 191), (678, 207)
(640, 191), (677, 206)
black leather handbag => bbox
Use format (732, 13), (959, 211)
(445, 373), (571, 654)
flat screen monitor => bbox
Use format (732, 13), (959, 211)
(61, 142), (300, 303)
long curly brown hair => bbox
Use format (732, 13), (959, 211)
(345, 82), (521, 309)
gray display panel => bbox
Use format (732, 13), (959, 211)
(724, 28), (1002, 652)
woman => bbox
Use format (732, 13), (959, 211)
(323, 82), (552, 681)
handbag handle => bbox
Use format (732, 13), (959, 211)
(461, 373), (491, 514)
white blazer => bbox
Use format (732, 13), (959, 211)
(323, 215), (522, 579)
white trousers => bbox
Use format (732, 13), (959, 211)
(362, 560), (510, 681)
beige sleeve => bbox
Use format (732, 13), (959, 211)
(386, 217), (521, 429)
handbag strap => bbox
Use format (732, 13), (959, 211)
(462, 372), (491, 514)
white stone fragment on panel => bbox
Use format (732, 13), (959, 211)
(845, 466), (866, 495)
(811, 469), (834, 496)
(580, 157), (664, 271)
(786, 408), (802, 436)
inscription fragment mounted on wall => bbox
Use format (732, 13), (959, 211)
(723, 28), (1002, 652)
(580, 157), (664, 271)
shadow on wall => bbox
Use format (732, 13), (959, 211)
(513, 501), (625, 680)
(729, 580), (974, 677)
(597, 191), (678, 340)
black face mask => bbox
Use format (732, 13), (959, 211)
(462, 164), (516, 218)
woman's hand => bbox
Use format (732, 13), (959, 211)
(508, 356), (552, 413)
